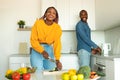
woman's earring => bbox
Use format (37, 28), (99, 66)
(44, 17), (46, 20)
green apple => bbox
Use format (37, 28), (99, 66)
(77, 74), (84, 80)
(61, 72), (69, 80)
(70, 75), (77, 80)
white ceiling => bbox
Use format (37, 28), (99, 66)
(95, 0), (120, 30)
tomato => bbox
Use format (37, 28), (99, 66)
(23, 73), (31, 80)
(12, 72), (20, 80)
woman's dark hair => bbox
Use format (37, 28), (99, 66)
(43, 6), (59, 23)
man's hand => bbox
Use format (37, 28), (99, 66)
(91, 49), (98, 54)
(56, 60), (62, 70)
(96, 47), (102, 53)
(42, 50), (49, 59)
(92, 47), (102, 55)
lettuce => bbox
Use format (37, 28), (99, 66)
(77, 66), (91, 79)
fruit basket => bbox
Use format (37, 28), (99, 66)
(5, 67), (37, 80)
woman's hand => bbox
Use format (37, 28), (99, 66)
(42, 50), (49, 59)
(56, 60), (62, 70)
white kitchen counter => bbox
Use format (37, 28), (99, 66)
(92, 54), (120, 60)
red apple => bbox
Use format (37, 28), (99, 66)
(12, 72), (20, 80)
(23, 73), (31, 80)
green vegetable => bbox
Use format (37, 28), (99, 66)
(27, 67), (37, 73)
(77, 66), (91, 79)
(96, 71), (105, 77)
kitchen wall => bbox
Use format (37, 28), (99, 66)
(105, 27), (120, 54)
(0, 0), (105, 79)
(0, 0), (40, 79)
(61, 31), (105, 53)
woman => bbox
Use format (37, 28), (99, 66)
(30, 6), (62, 72)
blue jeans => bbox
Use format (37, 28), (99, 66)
(30, 44), (56, 72)
(78, 49), (91, 67)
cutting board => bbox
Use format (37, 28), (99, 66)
(43, 70), (67, 75)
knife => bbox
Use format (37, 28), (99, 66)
(49, 67), (59, 72)
(47, 57), (60, 71)
(48, 57), (56, 63)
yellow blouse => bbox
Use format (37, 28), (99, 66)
(30, 19), (62, 60)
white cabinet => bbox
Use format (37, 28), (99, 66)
(40, 0), (95, 30)
(105, 60), (114, 80)
(114, 58), (120, 80)
(40, 0), (56, 15)
(9, 54), (79, 70)
(9, 54), (30, 70)
(60, 54), (79, 70)
(82, 0), (95, 30)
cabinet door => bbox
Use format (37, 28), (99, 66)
(114, 58), (120, 80)
(40, 0), (95, 30)
(82, 0), (95, 30)
(40, 0), (56, 16)
(60, 54), (79, 70)
(9, 56), (30, 70)
(69, 0), (83, 30)
(56, 0), (70, 30)
(105, 60), (114, 80)
(9, 63), (31, 70)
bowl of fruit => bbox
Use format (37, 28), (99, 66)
(5, 67), (37, 80)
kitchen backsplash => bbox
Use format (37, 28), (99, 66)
(61, 31), (105, 53)
(18, 30), (105, 54)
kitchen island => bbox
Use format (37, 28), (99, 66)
(30, 71), (100, 80)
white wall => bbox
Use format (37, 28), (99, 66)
(61, 31), (105, 53)
(105, 27), (120, 54)
(0, 0), (40, 79)
(0, 0), (105, 79)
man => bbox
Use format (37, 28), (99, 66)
(76, 10), (101, 67)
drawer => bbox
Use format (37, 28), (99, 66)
(60, 54), (79, 70)
(96, 58), (105, 66)
(9, 57), (30, 63)
(9, 63), (31, 70)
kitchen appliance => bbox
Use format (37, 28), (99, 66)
(101, 43), (111, 55)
